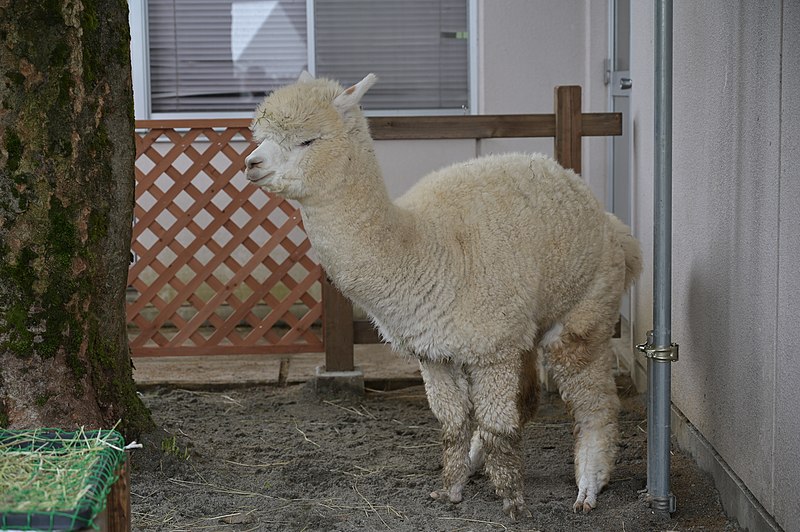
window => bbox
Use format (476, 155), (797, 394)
(130, 0), (472, 118)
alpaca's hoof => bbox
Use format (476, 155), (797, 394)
(572, 490), (597, 513)
(430, 487), (463, 504)
(502, 495), (527, 520)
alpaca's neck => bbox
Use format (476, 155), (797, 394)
(300, 146), (416, 301)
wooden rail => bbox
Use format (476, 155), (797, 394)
(322, 86), (622, 371)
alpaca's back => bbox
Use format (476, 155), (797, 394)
(394, 153), (616, 332)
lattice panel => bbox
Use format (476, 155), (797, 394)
(128, 124), (323, 356)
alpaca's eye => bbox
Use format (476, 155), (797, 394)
(299, 138), (316, 147)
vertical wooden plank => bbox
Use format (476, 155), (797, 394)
(322, 273), (355, 371)
(554, 86), (583, 174)
(106, 458), (130, 532)
(548, 85), (583, 394)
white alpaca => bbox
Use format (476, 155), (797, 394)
(244, 73), (642, 518)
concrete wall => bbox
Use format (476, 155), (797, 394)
(628, 2), (798, 530)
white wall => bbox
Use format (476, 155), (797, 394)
(479, 0), (609, 201)
(377, 0), (611, 202)
(628, 0), (654, 393)
(629, 2), (798, 530)
(375, 139), (476, 199)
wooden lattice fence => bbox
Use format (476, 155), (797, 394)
(128, 120), (323, 356)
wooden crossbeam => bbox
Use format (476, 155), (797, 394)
(134, 111), (621, 141)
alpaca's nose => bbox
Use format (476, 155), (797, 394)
(245, 153), (263, 169)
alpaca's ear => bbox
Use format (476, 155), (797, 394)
(333, 73), (377, 113)
(298, 70), (315, 83)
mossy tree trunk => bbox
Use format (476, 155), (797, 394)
(0, 0), (152, 437)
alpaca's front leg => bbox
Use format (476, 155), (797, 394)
(419, 359), (472, 504)
(470, 354), (527, 519)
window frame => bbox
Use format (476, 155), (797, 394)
(128, 0), (478, 119)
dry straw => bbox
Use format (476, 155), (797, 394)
(0, 427), (126, 531)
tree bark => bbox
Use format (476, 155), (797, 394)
(0, 0), (152, 437)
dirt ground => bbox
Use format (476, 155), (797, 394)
(130, 378), (740, 532)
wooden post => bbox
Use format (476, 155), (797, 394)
(106, 458), (130, 532)
(554, 86), (583, 174)
(322, 274), (355, 371)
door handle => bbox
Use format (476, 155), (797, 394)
(620, 78), (633, 90)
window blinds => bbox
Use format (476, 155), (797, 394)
(148, 0), (307, 113)
(147, 0), (467, 114)
(314, 0), (468, 111)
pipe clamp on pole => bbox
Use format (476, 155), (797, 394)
(637, 330), (679, 362)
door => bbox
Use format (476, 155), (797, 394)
(608, 0), (631, 226)
(608, 0), (633, 321)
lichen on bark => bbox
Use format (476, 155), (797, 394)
(0, 0), (152, 438)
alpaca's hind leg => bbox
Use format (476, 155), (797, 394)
(468, 429), (485, 476)
(469, 353), (527, 519)
(547, 334), (620, 513)
(420, 359), (472, 504)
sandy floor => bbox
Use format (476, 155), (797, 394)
(129, 376), (739, 532)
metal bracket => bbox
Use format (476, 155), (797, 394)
(638, 488), (677, 513)
(637, 330), (679, 362)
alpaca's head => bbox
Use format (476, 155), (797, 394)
(244, 72), (377, 200)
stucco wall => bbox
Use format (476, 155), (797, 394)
(775, 1), (800, 527)
(629, 2), (798, 530)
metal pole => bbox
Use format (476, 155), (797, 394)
(648, 0), (676, 513)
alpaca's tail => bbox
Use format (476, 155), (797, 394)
(606, 213), (643, 290)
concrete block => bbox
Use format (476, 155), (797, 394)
(314, 365), (364, 396)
